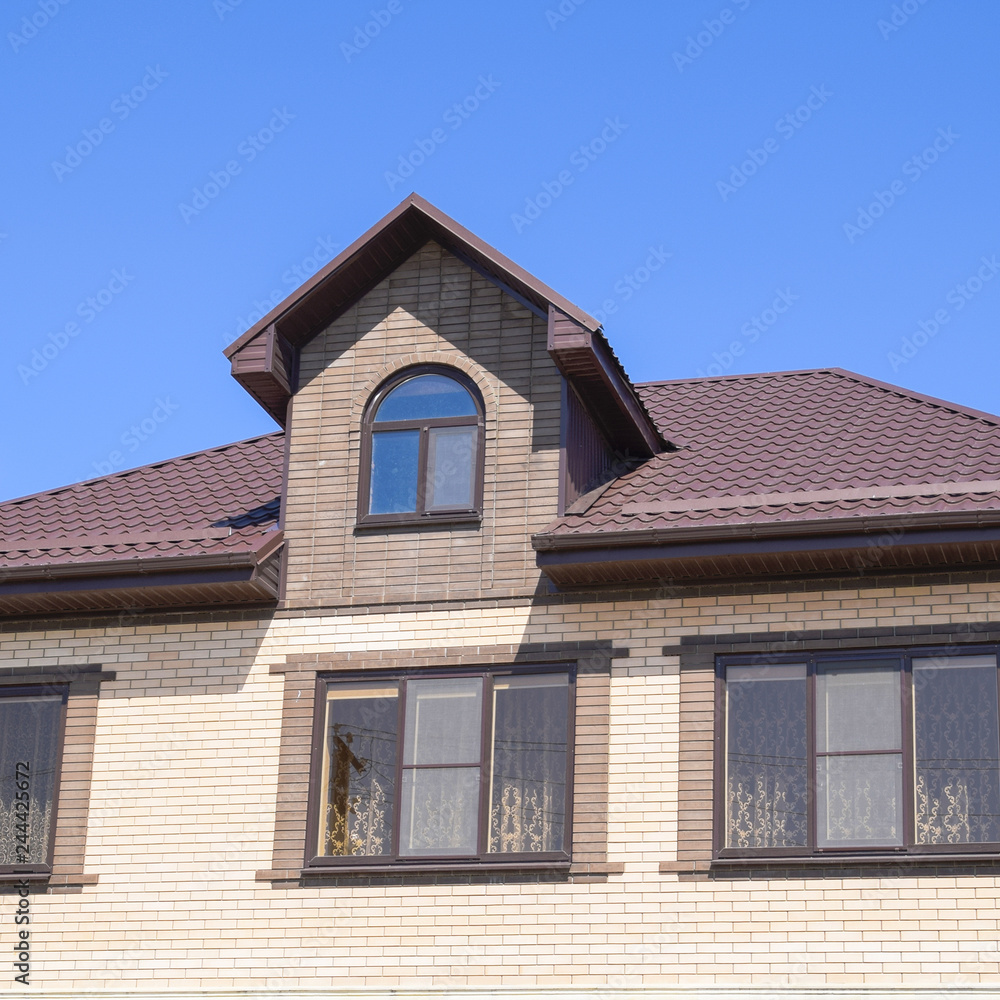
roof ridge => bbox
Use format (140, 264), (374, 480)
(636, 368), (833, 387)
(826, 368), (1000, 428)
(637, 368), (1000, 428)
(0, 431), (285, 507)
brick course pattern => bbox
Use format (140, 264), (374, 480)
(4, 580), (1000, 990)
(284, 241), (560, 608)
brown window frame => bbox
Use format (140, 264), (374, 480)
(715, 643), (1000, 861)
(357, 365), (486, 528)
(0, 684), (68, 877)
(0, 663), (113, 888)
(304, 664), (575, 869)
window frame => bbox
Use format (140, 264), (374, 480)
(0, 684), (69, 877)
(714, 644), (1000, 860)
(304, 664), (576, 869)
(357, 365), (486, 528)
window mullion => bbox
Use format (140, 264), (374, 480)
(415, 426), (429, 514)
(901, 656), (915, 848)
(392, 679), (407, 861)
(479, 672), (494, 857)
(807, 658), (817, 850)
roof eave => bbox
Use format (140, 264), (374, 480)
(533, 513), (1000, 587)
(547, 306), (665, 458)
(0, 533), (284, 614)
(533, 508), (1000, 552)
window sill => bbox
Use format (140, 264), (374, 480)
(256, 860), (623, 883)
(0, 871), (50, 885)
(355, 512), (481, 531)
(662, 854), (1000, 876)
(264, 860), (569, 878)
(0, 871), (98, 887)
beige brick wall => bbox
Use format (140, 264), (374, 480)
(4, 580), (1000, 990)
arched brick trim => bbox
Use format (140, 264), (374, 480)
(350, 352), (499, 423)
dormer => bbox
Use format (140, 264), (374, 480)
(224, 194), (665, 607)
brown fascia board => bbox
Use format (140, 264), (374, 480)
(536, 524), (1000, 588)
(533, 507), (1000, 552)
(223, 194), (611, 426)
(0, 563), (258, 596)
(0, 532), (283, 603)
(534, 516), (1000, 586)
(227, 324), (295, 425)
(547, 306), (665, 458)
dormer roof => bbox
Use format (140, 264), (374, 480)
(223, 194), (665, 457)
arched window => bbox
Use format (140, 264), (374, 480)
(360, 368), (484, 523)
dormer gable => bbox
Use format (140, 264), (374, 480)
(223, 194), (665, 464)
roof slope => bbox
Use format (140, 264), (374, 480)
(0, 433), (284, 571)
(542, 369), (1000, 539)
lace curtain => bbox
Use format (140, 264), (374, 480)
(814, 665), (902, 847)
(726, 668), (808, 849)
(726, 656), (1000, 851)
(488, 677), (568, 854)
(322, 733), (394, 856)
(320, 689), (398, 857)
(817, 754), (901, 846)
(914, 656), (1000, 844)
(0, 696), (61, 866)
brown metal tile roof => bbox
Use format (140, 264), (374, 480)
(0, 432), (284, 571)
(539, 368), (1000, 542)
(8, 364), (1000, 599)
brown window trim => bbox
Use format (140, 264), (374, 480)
(260, 641), (627, 885)
(305, 665), (575, 869)
(672, 621), (1000, 878)
(356, 365), (486, 528)
(0, 664), (114, 891)
(0, 683), (68, 877)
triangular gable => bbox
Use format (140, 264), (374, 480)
(223, 194), (664, 457)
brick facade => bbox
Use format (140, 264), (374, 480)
(3, 578), (1000, 989)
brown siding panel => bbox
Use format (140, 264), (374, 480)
(676, 655), (716, 865)
(565, 384), (617, 507)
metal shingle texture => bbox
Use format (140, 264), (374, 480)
(544, 369), (1000, 536)
(0, 433), (284, 569)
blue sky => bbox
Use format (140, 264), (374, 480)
(3, 0), (999, 500)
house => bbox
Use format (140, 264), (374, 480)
(4, 193), (1000, 994)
